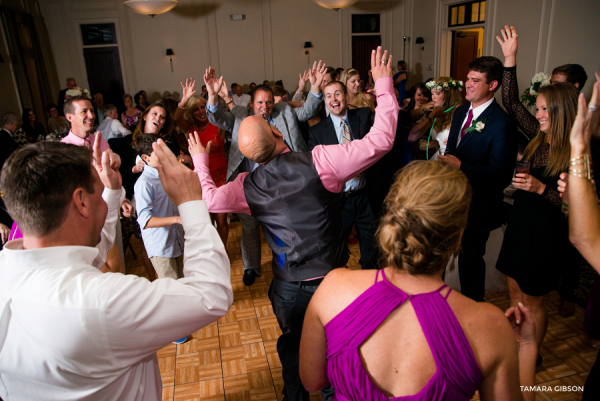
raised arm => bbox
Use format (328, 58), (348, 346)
(204, 67), (236, 131)
(189, 132), (251, 215)
(91, 133), (125, 269)
(565, 84), (600, 272)
(102, 139), (232, 359)
(497, 25), (539, 139)
(175, 77), (197, 134)
(313, 47), (398, 193)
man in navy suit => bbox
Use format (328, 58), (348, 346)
(439, 56), (517, 302)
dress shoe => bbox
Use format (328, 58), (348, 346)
(243, 269), (257, 286)
(559, 300), (576, 318)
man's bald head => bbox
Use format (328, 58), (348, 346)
(238, 116), (282, 164)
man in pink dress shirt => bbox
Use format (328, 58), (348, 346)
(61, 95), (110, 152)
(61, 95), (123, 273)
(190, 47), (398, 401)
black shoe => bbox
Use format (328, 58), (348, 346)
(536, 353), (543, 367)
(243, 269), (257, 286)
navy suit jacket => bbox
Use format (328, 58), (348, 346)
(308, 107), (410, 217)
(445, 99), (517, 223)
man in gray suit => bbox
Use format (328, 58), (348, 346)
(205, 64), (325, 286)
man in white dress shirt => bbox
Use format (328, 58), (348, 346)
(97, 104), (131, 141)
(0, 136), (233, 401)
(232, 84), (251, 107)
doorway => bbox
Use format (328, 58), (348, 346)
(352, 35), (382, 84)
(450, 27), (483, 101)
(83, 47), (125, 111)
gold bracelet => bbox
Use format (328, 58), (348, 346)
(568, 167), (593, 180)
(226, 99), (233, 105)
(570, 154), (590, 165)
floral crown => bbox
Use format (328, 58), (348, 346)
(425, 79), (463, 92)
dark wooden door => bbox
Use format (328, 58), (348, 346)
(83, 46), (124, 111)
(451, 31), (478, 102)
(352, 35), (381, 86)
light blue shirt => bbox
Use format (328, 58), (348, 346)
(134, 165), (184, 258)
(329, 112), (366, 192)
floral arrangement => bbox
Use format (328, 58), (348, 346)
(65, 87), (91, 100)
(426, 79), (464, 92)
(520, 72), (551, 108)
(464, 118), (487, 134)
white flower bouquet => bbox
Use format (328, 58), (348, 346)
(520, 72), (551, 108)
(65, 87), (92, 100)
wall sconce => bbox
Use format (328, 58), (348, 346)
(416, 37), (425, 51)
(304, 41), (313, 64)
(166, 48), (174, 71)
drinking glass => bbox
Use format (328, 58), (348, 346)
(515, 160), (530, 175)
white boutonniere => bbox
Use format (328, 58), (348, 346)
(465, 118), (487, 133)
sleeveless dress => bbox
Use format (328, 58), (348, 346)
(121, 110), (141, 130)
(191, 123), (227, 187)
(325, 269), (484, 401)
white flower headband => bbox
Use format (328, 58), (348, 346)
(425, 79), (464, 92)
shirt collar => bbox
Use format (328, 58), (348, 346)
(469, 97), (495, 120)
(2, 239), (100, 271)
(329, 110), (350, 127)
(65, 131), (92, 145)
(142, 164), (159, 177)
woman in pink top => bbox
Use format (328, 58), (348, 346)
(300, 161), (538, 401)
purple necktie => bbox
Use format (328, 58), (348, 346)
(460, 109), (473, 139)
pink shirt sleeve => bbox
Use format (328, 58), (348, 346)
(311, 77), (399, 193)
(192, 153), (252, 215)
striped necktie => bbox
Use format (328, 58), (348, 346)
(341, 118), (360, 182)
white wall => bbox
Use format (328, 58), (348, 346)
(36, 0), (407, 103)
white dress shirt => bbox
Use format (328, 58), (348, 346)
(0, 190), (232, 401)
(457, 96), (495, 146)
(97, 117), (131, 141)
(232, 93), (251, 107)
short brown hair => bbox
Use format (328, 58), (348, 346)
(63, 95), (92, 116)
(468, 56), (503, 92)
(1, 142), (95, 237)
(377, 161), (472, 275)
(323, 80), (347, 95)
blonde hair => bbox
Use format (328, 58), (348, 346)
(432, 76), (463, 130)
(522, 82), (578, 177)
(339, 68), (375, 112)
(377, 161), (472, 275)
(183, 95), (207, 127)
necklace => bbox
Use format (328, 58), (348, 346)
(197, 122), (208, 131)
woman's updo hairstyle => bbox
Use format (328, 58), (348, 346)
(377, 161), (472, 275)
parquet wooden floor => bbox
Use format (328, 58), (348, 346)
(123, 221), (597, 401)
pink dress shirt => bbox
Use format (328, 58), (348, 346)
(61, 131), (110, 152)
(193, 77), (399, 215)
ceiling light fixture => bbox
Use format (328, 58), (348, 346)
(124, 0), (178, 17)
(313, 0), (358, 11)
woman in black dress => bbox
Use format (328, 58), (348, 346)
(496, 83), (579, 353)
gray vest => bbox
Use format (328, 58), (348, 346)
(243, 151), (349, 281)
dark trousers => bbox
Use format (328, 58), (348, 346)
(459, 211), (492, 302)
(583, 351), (600, 400)
(268, 277), (321, 401)
(558, 256), (581, 303)
(341, 191), (376, 269)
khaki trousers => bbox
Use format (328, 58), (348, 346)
(150, 255), (183, 279)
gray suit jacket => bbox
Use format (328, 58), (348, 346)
(208, 92), (321, 181)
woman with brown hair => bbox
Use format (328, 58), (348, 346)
(339, 68), (375, 112)
(175, 78), (229, 247)
(300, 161), (537, 401)
(408, 76), (463, 160)
(496, 82), (579, 359)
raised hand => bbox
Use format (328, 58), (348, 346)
(188, 132), (212, 158)
(496, 25), (518, 67)
(153, 139), (202, 205)
(370, 46), (392, 82)
(203, 67), (224, 99)
(570, 77), (600, 154)
(179, 77), (197, 107)
(92, 133), (122, 190)
(298, 70), (309, 92)
(308, 60), (327, 94)
(218, 79), (230, 101)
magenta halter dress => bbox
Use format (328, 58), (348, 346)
(324, 269), (484, 400)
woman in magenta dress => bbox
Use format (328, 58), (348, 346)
(175, 78), (229, 247)
(299, 161), (538, 401)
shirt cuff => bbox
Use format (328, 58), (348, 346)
(207, 103), (219, 114)
(504, 66), (517, 71)
(374, 77), (393, 97)
(102, 187), (126, 210)
(309, 90), (322, 99)
(192, 153), (209, 170)
(179, 200), (211, 230)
